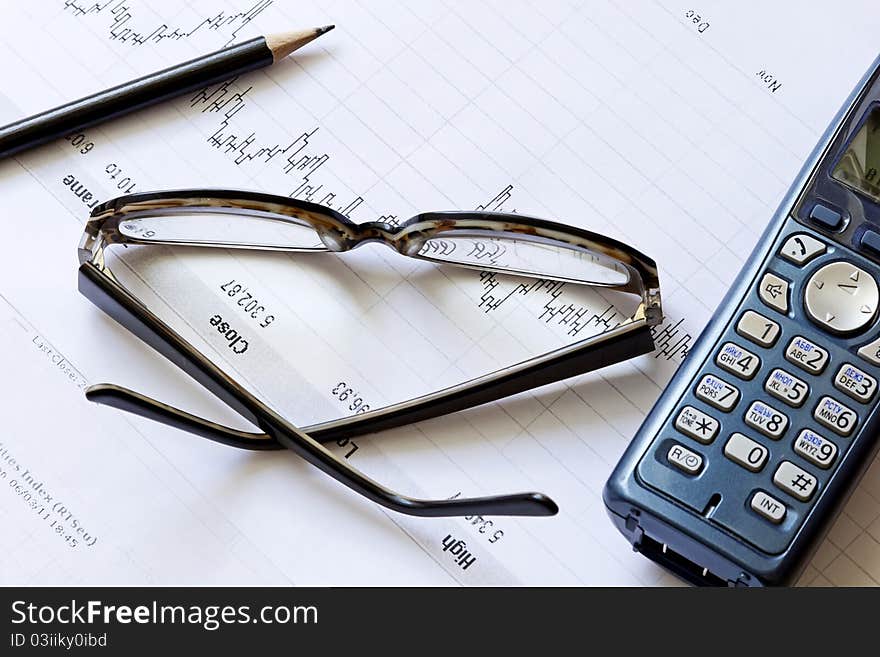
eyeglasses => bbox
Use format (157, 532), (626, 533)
(77, 188), (662, 518)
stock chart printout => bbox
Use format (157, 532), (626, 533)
(1, 0), (880, 585)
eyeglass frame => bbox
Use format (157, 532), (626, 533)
(77, 188), (662, 518)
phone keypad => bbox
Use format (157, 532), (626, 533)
(637, 224), (880, 555)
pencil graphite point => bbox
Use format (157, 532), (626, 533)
(266, 25), (335, 62)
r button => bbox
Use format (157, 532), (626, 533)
(667, 443), (703, 475)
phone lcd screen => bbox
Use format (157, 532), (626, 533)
(833, 107), (880, 202)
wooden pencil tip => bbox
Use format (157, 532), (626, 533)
(266, 25), (334, 62)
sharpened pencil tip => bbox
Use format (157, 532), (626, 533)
(266, 25), (336, 62)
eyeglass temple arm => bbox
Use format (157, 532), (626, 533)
(85, 383), (277, 450)
(86, 383), (557, 517)
(85, 311), (655, 451)
(79, 264), (557, 518)
(263, 414), (558, 518)
(301, 317), (657, 443)
(87, 273), (655, 452)
(80, 254), (655, 446)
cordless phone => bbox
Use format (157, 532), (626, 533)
(604, 54), (880, 586)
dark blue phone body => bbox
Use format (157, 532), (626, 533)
(604, 54), (880, 586)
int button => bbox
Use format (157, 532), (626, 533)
(809, 203), (843, 231)
(750, 491), (786, 524)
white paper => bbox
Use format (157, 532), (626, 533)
(1, 0), (879, 586)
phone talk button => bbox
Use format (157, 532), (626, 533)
(779, 233), (826, 266)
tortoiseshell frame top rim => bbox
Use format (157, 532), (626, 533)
(81, 188), (661, 311)
(76, 188), (663, 517)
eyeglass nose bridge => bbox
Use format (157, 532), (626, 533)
(332, 220), (405, 251)
(359, 220), (400, 241)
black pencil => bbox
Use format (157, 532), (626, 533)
(0, 25), (334, 160)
